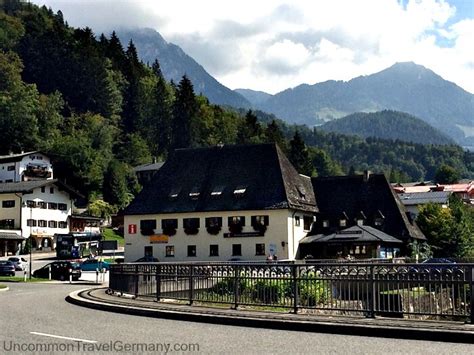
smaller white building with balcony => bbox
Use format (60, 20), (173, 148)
(0, 151), (53, 183)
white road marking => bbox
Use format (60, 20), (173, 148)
(30, 332), (97, 343)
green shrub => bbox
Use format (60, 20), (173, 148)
(211, 277), (248, 295)
(298, 279), (329, 306)
(250, 279), (292, 303)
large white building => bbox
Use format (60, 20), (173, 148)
(123, 144), (318, 262)
(0, 180), (78, 256)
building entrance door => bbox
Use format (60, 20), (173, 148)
(144, 246), (153, 257)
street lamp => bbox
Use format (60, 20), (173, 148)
(22, 201), (33, 279)
(28, 205), (32, 280)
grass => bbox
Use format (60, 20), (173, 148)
(102, 227), (124, 247)
(0, 284), (7, 289)
(0, 276), (50, 283)
(102, 258), (123, 264)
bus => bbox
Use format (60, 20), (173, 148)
(55, 232), (102, 259)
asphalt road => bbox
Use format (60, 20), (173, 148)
(0, 283), (473, 354)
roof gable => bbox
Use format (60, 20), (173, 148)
(311, 173), (425, 240)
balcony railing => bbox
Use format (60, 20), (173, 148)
(109, 262), (473, 322)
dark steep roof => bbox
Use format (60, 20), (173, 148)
(124, 144), (318, 215)
(310, 173), (425, 241)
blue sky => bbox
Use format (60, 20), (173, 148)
(34, 0), (474, 94)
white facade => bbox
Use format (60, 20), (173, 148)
(0, 152), (53, 183)
(124, 209), (314, 262)
(0, 184), (72, 250)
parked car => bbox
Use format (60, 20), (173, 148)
(0, 261), (15, 276)
(80, 259), (110, 272)
(8, 256), (28, 271)
(33, 261), (82, 281)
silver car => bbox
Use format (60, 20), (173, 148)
(8, 257), (28, 271)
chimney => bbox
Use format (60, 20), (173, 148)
(363, 170), (371, 182)
(152, 156), (157, 164)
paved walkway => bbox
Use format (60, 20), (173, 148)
(68, 287), (474, 344)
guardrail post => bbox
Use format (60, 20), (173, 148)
(189, 265), (194, 305)
(156, 264), (161, 302)
(367, 265), (376, 318)
(134, 264), (139, 298)
(233, 265), (241, 310)
(292, 264), (299, 314)
(470, 266), (474, 324)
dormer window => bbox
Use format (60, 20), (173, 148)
(297, 186), (306, 201)
(189, 186), (201, 200)
(356, 211), (367, 226)
(211, 185), (224, 196)
(169, 187), (181, 200)
(374, 210), (385, 227)
(233, 185), (247, 197)
(339, 212), (349, 228)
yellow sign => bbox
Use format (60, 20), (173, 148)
(149, 234), (169, 244)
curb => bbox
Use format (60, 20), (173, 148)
(67, 288), (474, 344)
(0, 286), (9, 292)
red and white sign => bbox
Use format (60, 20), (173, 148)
(128, 224), (137, 234)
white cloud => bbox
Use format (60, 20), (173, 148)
(33, 0), (473, 94)
(257, 39), (312, 75)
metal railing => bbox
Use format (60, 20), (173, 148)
(109, 262), (474, 322)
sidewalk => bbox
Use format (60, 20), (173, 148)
(67, 287), (474, 344)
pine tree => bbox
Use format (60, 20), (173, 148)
(265, 119), (287, 152)
(171, 75), (198, 149)
(106, 31), (126, 71)
(236, 110), (263, 144)
(288, 131), (313, 176)
(121, 40), (144, 133)
(151, 59), (173, 155)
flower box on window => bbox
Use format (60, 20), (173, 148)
(162, 219), (178, 236)
(183, 218), (200, 235)
(205, 217), (222, 235)
(228, 216), (245, 234)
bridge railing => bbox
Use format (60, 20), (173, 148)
(109, 262), (473, 322)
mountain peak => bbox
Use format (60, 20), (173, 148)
(117, 28), (251, 109)
(382, 62), (439, 78)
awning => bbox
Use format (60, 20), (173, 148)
(0, 231), (25, 241)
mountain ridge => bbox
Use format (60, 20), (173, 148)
(116, 28), (251, 109)
(257, 62), (474, 146)
(319, 110), (456, 146)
